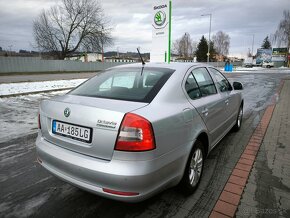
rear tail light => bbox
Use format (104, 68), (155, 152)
(38, 114), (41, 129)
(115, 113), (155, 152)
(103, 188), (139, 196)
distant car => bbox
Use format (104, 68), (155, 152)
(243, 57), (254, 68)
(36, 63), (244, 202)
(262, 61), (274, 68)
(243, 63), (253, 68)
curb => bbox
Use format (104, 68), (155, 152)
(209, 80), (285, 218)
(0, 88), (72, 98)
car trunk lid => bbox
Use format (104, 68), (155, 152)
(39, 94), (148, 160)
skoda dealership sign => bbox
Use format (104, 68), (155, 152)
(151, 0), (172, 63)
(154, 11), (166, 26)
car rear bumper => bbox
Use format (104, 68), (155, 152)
(36, 135), (188, 202)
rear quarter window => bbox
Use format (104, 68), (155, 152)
(185, 73), (201, 100)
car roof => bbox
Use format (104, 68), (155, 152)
(111, 62), (208, 72)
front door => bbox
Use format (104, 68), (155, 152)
(184, 67), (227, 147)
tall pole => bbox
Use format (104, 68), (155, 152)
(251, 34), (255, 57)
(167, 0), (172, 64)
(101, 26), (104, 63)
(201, 13), (212, 64)
(286, 39), (290, 67)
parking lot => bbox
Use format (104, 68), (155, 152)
(0, 71), (290, 217)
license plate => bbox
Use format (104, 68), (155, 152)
(52, 120), (92, 143)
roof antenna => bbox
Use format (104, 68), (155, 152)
(137, 47), (145, 66)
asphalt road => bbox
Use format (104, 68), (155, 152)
(0, 72), (289, 218)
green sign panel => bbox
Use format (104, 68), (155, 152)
(272, 48), (288, 55)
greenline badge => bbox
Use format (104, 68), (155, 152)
(154, 11), (166, 26)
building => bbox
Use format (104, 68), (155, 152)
(66, 53), (103, 62)
(104, 57), (136, 63)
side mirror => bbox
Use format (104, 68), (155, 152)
(233, 82), (243, 90)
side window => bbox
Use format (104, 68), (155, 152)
(185, 73), (201, 100)
(192, 68), (217, 96)
(209, 68), (232, 92)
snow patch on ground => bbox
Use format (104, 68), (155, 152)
(0, 79), (86, 96)
(0, 91), (68, 142)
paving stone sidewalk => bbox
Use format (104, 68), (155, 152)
(236, 80), (290, 217)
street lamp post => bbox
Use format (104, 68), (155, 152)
(201, 13), (212, 64)
(101, 26), (104, 63)
(251, 34), (255, 57)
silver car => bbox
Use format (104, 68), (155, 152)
(36, 63), (243, 202)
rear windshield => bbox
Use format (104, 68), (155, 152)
(69, 67), (174, 103)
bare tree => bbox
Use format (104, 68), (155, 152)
(173, 33), (196, 58)
(33, 0), (113, 59)
(272, 10), (290, 50)
(212, 31), (230, 57)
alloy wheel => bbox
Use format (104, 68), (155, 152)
(189, 148), (203, 187)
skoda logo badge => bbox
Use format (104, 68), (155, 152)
(154, 11), (166, 26)
(64, 108), (70, 118)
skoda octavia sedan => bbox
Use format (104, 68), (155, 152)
(36, 63), (244, 202)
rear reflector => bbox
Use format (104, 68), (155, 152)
(115, 113), (155, 152)
(103, 188), (139, 196)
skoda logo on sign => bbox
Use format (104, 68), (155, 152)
(64, 108), (70, 118)
(154, 11), (166, 26)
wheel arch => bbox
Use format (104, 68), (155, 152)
(196, 132), (209, 157)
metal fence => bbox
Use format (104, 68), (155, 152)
(0, 57), (125, 74)
(0, 57), (243, 74)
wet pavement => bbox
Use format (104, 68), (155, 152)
(0, 72), (290, 217)
(236, 80), (290, 217)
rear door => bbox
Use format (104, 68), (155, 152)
(184, 67), (227, 147)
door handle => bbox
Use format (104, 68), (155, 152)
(201, 108), (209, 116)
(225, 99), (229, 105)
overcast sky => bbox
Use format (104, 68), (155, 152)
(0, 0), (288, 57)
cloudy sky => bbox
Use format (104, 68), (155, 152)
(0, 0), (288, 57)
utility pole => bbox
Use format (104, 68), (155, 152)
(101, 26), (104, 63)
(201, 13), (212, 64)
(251, 34), (255, 57)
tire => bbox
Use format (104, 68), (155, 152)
(233, 105), (243, 132)
(179, 140), (204, 195)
